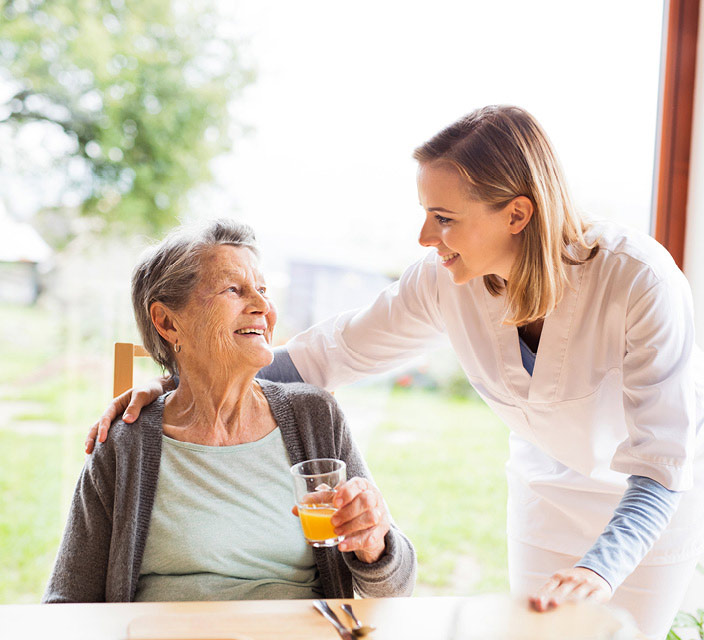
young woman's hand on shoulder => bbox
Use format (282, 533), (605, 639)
(84, 376), (173, 453)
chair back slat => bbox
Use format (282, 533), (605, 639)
(113, 342), (151, 397)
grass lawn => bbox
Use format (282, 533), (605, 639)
(0, 430), (85, 602)
(360, 387), (509, 593)
(0, 302), (509, 602)
(0, 303), (61, 385)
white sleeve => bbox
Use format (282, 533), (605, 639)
(611, 268), (699, 491)
(286, 255), (447, 390)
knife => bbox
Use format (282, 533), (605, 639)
(313, 600), (355, 640)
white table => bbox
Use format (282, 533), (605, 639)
(0, 595), (640, 640)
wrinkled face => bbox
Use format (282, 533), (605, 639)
(175, 245), (276, 373)
(417, 162), (519, 284)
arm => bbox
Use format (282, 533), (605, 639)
(87, 347), (297, 452)
(533, 267), (698, 609)
(530, 476), (681, 610)
(612, 274), (698, 490)
(287, 254), (446, 390)
(42, 453), (114, 602)
(257, 347), (305, 383)
(87, 256), (443, 449)
(575, 476), (681, 589)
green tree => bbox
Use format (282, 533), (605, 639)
(0, 0), (253, 235)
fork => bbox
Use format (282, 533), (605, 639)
(341, 603), (376, 636)
(313, 600), (355, 640)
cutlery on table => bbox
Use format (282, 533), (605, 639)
(313, 600), (355, 640)
(341, 603), (376, 636)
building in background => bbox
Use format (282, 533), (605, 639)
(285, 259), (393, 335)
(0, 204), (52, 305)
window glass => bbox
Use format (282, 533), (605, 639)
(220, 0), (665, 282)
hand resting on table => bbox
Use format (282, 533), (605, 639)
(530, 566), (612, 611)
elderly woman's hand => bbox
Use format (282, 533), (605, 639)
(331, 477), (391, 564)
(529, 567), (612, 611)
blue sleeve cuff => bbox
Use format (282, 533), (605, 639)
(575, 475), (682, 591)
(257, 347), (305, 383)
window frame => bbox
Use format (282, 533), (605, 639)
(652, 0), (702, 268)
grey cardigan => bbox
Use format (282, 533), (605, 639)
(43, 381), (416, 602)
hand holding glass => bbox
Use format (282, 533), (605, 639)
(290, 458), (346, 547)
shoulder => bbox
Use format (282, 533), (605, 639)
(386, 251), (440, 295)
(102, 396), (164, 445)
(90, 396), (164, 472)
(403, 250), (440, 284)
(260, 379), (339, 415)
(258, 380), (346, 458)
(588, 219), (680, 281)
(395, 251), (447, 326)
(585, 219), (691, 300)
(259, 379), (344, 432)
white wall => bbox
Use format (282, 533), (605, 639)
(683, 5), (704, 349)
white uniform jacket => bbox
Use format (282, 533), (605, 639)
(287, 221), (704, 563)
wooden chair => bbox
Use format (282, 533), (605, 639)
(113, 343), (311, 397)
(113, 343), (151, 398)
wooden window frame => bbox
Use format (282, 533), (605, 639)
(653, 0), (701, 269)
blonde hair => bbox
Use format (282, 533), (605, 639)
(131, 218), (258, 376)
(413, 105), (598, 326)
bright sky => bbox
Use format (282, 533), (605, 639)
(208, 0), (665, 274)
(1, 1), (665, 276)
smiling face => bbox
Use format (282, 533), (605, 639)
(417, 162), (525, 284)
(172, 245), (276, 374)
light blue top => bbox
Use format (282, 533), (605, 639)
(575, 474), (681, 589)
(517, 334), (538, 377)
(261, 345), (682, 591)
(134, 427), (322, 601)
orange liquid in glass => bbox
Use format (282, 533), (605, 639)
(299, 505), (337, 542)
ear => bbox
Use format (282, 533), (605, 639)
(507, 196), (534, 235)
(150, 302), (179, 346)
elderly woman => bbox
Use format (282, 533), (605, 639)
(43, 219), (415, 603)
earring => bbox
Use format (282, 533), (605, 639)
(174, 343), (181, 353)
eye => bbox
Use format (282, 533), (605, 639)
(257, 286), (267, 295)
(226, 285), (240, 294)
(435, 215), (452, 225)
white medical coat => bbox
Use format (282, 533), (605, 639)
(287, 221), (704, 563)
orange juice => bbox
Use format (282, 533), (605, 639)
(298, 504), (338, 543)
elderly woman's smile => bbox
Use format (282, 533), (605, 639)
(173, 244), (277, 372)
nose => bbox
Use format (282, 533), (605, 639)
(418, 216), (439, 248)
(247, 290), (270, 314)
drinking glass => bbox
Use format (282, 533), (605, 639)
(290, 458), (346, 547)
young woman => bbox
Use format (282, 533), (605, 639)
(87, 106), (704, 639)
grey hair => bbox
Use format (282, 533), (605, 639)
(131, 218), (259, 376)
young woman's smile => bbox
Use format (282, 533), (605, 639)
(416, 162), (524, 284)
